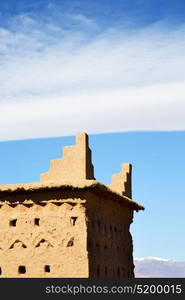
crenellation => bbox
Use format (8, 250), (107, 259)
(109, 163), (132, 198)
(40, 132), (95, 182)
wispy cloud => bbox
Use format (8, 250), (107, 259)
(0, 9), (185, 141)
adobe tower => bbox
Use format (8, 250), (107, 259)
(0, 133), (144, 278)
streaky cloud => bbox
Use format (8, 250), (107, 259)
(0, 11), (185, 140)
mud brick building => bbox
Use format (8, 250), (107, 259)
(0, 133), (144, 278)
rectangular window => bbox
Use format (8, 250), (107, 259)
(34, 218), (40, 226)
(18, 266), (26, 274)
(71, 216), (77, 226)
(44, 265), (50, 273)
(10, 219), (17, 227)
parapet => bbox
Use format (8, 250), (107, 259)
(109, 163), (132, 198)
(0, 133), (144, 211)
(40, 133), (95, 182)
(40, 132), (132, 199)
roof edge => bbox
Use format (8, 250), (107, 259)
(0, 180), (144, 211)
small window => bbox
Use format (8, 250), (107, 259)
(45, 265), (50, 273)
(67, 238), (74, 247)
(18, 266), (26, 274)
(71, 217), (77, 226)
(10, 219), (17, 227)
(0, 267), (1, 275)
(34, 218), (40, 226)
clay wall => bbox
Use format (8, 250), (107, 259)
(0, 190), (88, 278)
(85, 191), (134, 278)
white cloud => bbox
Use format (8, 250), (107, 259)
(70, 14), (96, 26)
(0, 15), (185, 141)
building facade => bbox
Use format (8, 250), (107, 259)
(0, 133), (144, 278)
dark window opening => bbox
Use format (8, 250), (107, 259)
(104, 245), (107, 250)
(18, 266), (26, 274)
(71, 217), (77, 226)
(34, 218), (40, 226)
(117, 267), (120, 277)
(105, 266), (108, 276)
(0, 267), (1, 275)
(10, 219), (17, 227)
(67, 238), (74, 247)
(114, 227), (117, 233)
(45, 265), (50, 273)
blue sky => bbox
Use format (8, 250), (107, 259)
(0, 0), (185, 261)
(0, 131), (185, 261)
